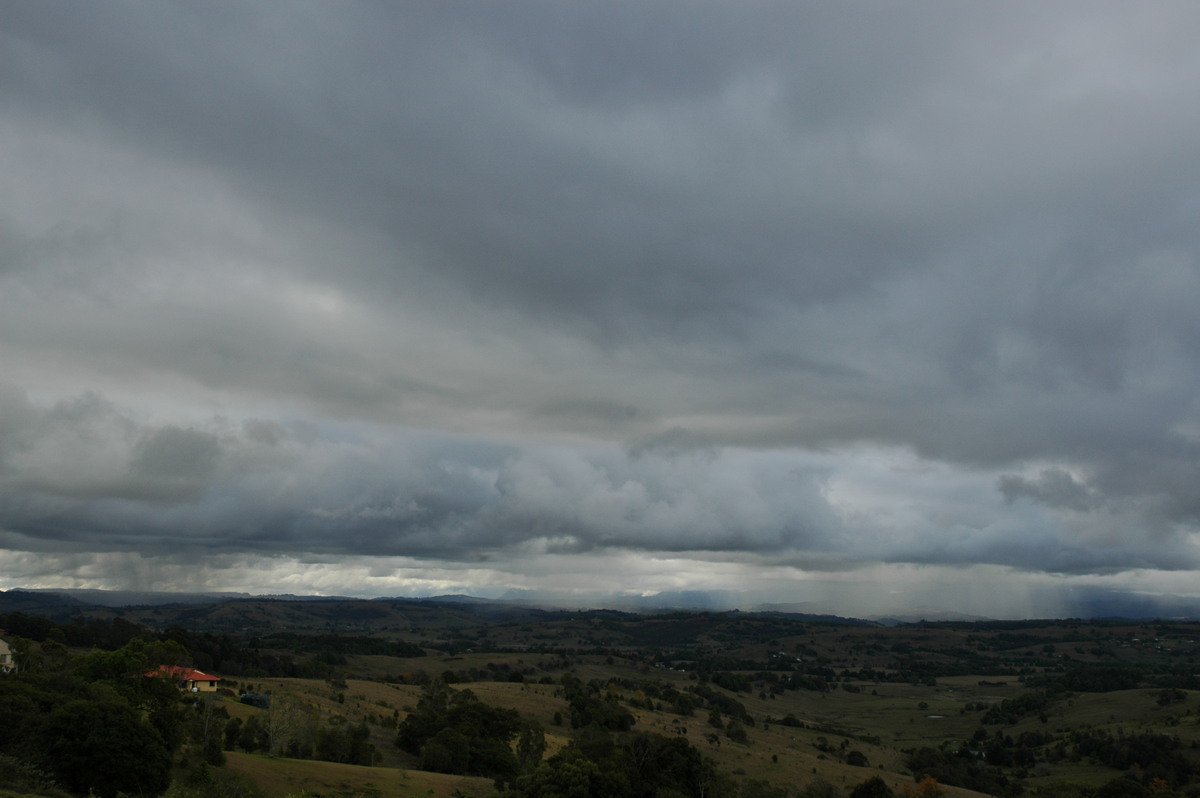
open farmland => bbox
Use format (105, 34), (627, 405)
(4, 592), (1200, 796)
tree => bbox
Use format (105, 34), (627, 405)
(517, 721), (548, 772)
(846, 750), (870, 767)
(396, 682), (522, 779)
(267, 693), (316, 756)
(508, 749), (608, 798)
(224, 716), (243, 750)
(238, 714), (269, 752)
(850, 775), (895, 798)
(901, 777), (943, 797)
(421, 728), (470, 773)
(42, 699), (171, 798)
(191, 694), (229, 764)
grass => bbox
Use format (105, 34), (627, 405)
(225, 752), (494, 798)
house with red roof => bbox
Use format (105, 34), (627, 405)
(148, 665), (221, 692)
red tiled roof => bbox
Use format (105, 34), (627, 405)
(147, 665), (221, 682)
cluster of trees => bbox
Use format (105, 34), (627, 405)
(505, 724), (894, 798)
(1058, 666), (1144, 692)
(906, 746), (1017, 797)
(908, 723), (1200, 796)
(0, 625), (389, 796)
(606, 674), (702, 715)
(506, 726), (725, 798)
(1071, 730), (1194, 788)
(0, 636), (193, 797)
(394, 680), (542, 782)
(386, 671), (883, 797)
(980, 688), (1059, 725)
(0, 612), (147, 650)
(1026, 777), (1200, 798)
(222, 694), (379, 766)
(1023, 666), (1146, 693)
(0, 610), (420, 681)
(247, 632), (425, 660)
(574, 673), (756, 726)
(560, 674), (636, 731)
(164, 626), (421, 679)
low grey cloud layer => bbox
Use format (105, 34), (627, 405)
(3, 1), (1200, 615)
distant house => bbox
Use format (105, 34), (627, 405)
(148, 665), (221, 692)
(0, 632), (14, 674)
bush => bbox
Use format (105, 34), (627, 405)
(0, 753), (68, 797)
(850, 775), (894, 798)
(42, 699), (172, 798)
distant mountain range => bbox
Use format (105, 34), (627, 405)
(7, 588), (256, 607)
(2, 585), (1198, 625)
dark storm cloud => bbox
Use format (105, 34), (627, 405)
(4, 387), (1197, 581)
(128, 426), (221, 501)
(4, 2), (1200, 602)
(0, 2), (1074, 325)
(1000, 468), (1101, 513)
(0, 387), (839, 560)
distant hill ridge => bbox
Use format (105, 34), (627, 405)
(3, 586), (1199, 624)
(8, 587), (254, 607)
(1, 587), (880, 629)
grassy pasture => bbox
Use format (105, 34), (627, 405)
(224, 752), (494, 798)
(221, 665), (1200, 798)
(1028, 688), (1200, 736)
(145, 611), (1200, 797)
(220, 678), (422, 769)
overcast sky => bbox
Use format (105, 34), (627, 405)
(3, 1), (1200, 618)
